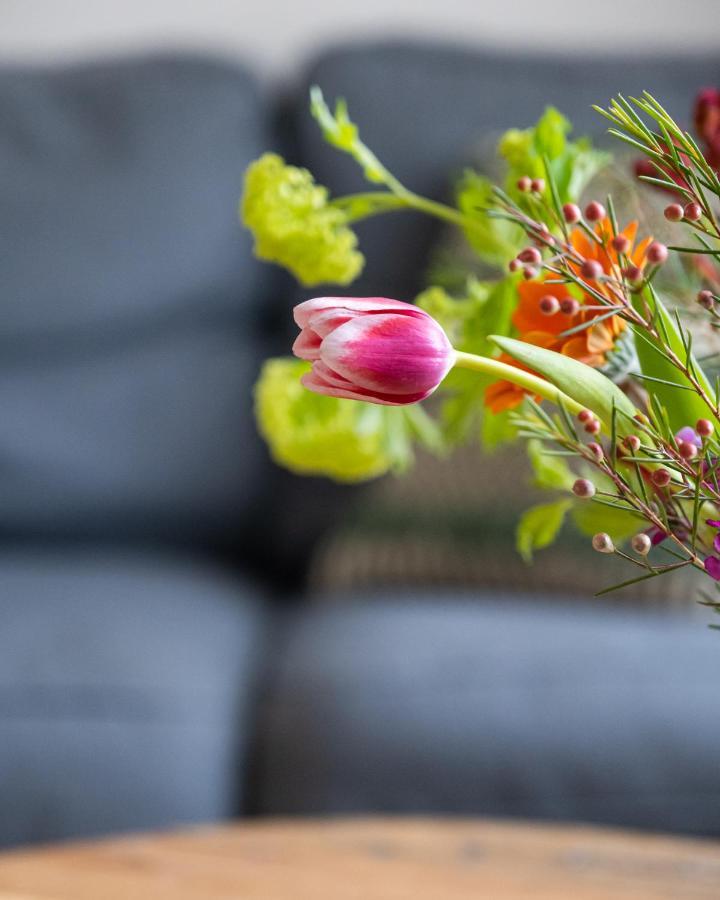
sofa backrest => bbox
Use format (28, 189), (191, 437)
(0, 55), (283, 556)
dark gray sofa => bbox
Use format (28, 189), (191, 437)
(1, 43), (719, 848)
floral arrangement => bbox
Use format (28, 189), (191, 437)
(242, 86), (720, 612)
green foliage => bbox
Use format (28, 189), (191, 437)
(417, 277), (520, 448)
(254, 358), (444, 483)
(499, 106), (611, 209)
(255, 358), (393, 482)
(456, 171), (524, 267)
(527, 439), (575, 490)
(631, 286), (718, 432)
(490, 335), (637, 430)
(516, 499), (572, 562)
(570, 498), (640, 543)
(241, 153), (363, 287)
(310, 87), (391, 186)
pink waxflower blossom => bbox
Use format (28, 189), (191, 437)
(292, 296), (454, 405)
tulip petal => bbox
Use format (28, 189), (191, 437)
(294, 296), (427, 329)
(301, 368), (431, 405)
(320, 313), (453, 396)
(292, 327), (322, 360)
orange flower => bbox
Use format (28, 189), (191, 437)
(484, 218), (650, 414)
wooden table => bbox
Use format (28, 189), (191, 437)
(0, 818), (718, 899)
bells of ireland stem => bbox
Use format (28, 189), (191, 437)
(292, 297), (455, 405)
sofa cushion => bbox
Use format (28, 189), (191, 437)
(0, 55), (282, 549)
(254, 593), (720, 835)
(0, 546), (269, 847)
(296, 42), (720, 297)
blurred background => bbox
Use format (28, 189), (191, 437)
(1, 0), (718, 72)
(2, 0), (720, 854)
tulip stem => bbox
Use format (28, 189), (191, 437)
(452, 351), (586, 417)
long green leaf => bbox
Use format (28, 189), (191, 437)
(632, 287), (718, 431)
(489, 335), (637, 430)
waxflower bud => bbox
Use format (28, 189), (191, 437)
(531, 178), (545, 193)
(560, 298), (580, 315)
(678, 440), (698, 460)
(646, 242), (668, 265)
(612, 234), (630, 253)
(584, 201), (606, 222)
(623, 265), (643, 285)
(697, 289), (714, 310)
(539, 295), (560, 315)
(517, 176), (533, 192)
(523, 266), (538, 280)
(651, 467), (672, 487)
(631, 533), (652, 556)
(581, 260), (603, 281)
(577, 409), (593, 424)
(293, 297), (454, 405)
(584, 418), (601, 435)
(697, 418), (714, 438)
(518, 247), (542, 264)
(587, 442), (604, 460)
(592, 532), (615, 553)
(573, 478), (596, 499)
(664, 203), (684, 222)
(562, 203), (581, 224)
(684, 202), (703, 222)
(623, 435), (641, 453)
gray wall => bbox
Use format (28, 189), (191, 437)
(1, 0), (717, 76)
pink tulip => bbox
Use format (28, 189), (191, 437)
(292, 296), (454, 405)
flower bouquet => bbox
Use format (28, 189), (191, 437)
(243, 86), (720, 617)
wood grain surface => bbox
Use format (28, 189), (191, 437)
(0, 818), (718, 899)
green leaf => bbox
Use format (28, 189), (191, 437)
(455, 170), (524, 267)
(571, 499), (641, 542)
(631, 287), (718, 431)
(527, 439), (575, 490)
(489, 335), (637, 430)
(500, 106), (611, 208)
(516, 499), (572, 562)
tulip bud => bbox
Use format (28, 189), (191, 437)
(293, 297), (454, 405)
(584, 201), (606, 222)
(592, 532), (615, 553)
(573, 478), (596, 499)
(631, 533), (652, 556)
(684, 202), (703, 222)
(664, 203), (684, 222)
(562, 203), (581, 224)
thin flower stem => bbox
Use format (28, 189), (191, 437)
(452, 351), (586, 417)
